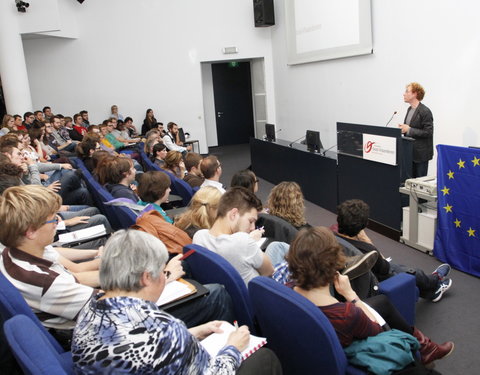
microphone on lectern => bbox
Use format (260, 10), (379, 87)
(289, 135), (306, 147)
(322, 144), (337, 156)
(385, 111), (398, 127)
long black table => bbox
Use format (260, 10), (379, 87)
(250, 138), (338, 213)
(251, 136), (407, 240)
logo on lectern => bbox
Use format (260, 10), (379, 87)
(364, 141), (375, 153)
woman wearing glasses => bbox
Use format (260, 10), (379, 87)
(72, 229), (281, 374)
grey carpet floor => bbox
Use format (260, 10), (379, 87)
(209, 143), (477, 374)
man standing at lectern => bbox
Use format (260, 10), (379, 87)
(398, 82), (433, 177)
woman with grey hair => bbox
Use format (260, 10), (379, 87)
(71, 229), (252, 374)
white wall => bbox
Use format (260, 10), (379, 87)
(271, 0), (480, 175)
(22, 0), (275, 153)
(21, 0), (480, 166)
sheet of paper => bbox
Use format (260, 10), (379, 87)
(57, 224), (106, 244)
(157, 280), (195, 306)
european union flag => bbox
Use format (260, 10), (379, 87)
(434, 145), (480, 277)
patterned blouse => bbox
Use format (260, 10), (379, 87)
(72, 295), (242, 374)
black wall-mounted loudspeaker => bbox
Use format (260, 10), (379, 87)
(253, 0), (275, 27)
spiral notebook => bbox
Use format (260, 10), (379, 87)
(200, 322), (267, 360)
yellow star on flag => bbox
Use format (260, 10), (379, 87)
(467, 227), (476, 237)
(457, 159), (465, 169)
(454, 218), (461, 228)
(441, 186), (450, 195)
(447, 170), (455, 179)
(443, 204), (453, 213)
(472, 156), (480, 167)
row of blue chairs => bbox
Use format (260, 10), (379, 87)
(183, 244), (418, 375)
(72, 157), (138, 230)
(0, 271), (72, 374)
(0, 244), (418, 375)
(73, 149), (196, 230)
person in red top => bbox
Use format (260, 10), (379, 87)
(73, 114), (88, 137)
(287, 226), (454, 365)
(13, 115), (23, 130)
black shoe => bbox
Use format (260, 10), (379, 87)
(342, 251), (378, 280)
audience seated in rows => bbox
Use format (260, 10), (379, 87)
(0, 184), (235, 337)
(71, 229), (281, 375)
(0, 161), (111, 249)
(2, 103), (453, 373)
(288, 226), (454, 366)
(1, 140), (93, 206)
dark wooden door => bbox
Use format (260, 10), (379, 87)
(212, 62), (255, 146)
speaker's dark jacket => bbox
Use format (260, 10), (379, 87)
(404, 102), (434, 162)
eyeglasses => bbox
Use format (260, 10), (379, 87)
(163, 270), (171, 279)
(44, 216), (59, 225)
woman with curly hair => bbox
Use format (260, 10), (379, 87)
(175, 186), (222, 238)
(267, 181), (309, 229)
(288, 226), (454, 366)
(164, 150), (186, 179)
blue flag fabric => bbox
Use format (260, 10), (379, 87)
(434, 144), (480, 277)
